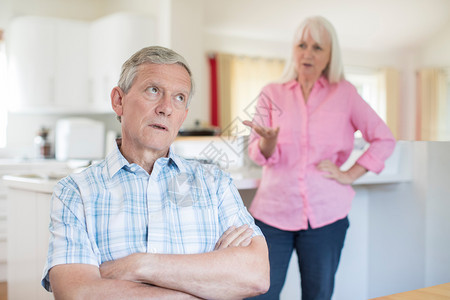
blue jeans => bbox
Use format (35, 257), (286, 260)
(249, 217), (349, 300)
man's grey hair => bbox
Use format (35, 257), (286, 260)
(118, 45), (195, 106)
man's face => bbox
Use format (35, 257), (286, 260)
(113, 63), (190, 155)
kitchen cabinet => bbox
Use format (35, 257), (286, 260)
(89, 13), (156, 111)
(0, 160), (71, 283)
(8, 16), (90, 112)
(8, 13), (155, 114)
(5, 181), (53, 300)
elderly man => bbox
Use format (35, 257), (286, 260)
(42, 46), (269, 299)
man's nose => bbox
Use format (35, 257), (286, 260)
(156, 94), (173, 116)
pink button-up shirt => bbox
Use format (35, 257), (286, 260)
(248, 77), (396, 230)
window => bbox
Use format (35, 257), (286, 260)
(416, 68), (448, 140)
(0, 29), (7, 148)
(212, 53), (285, 135)
(445, 68), (450, 140)
(346, 66), (399, 139)
(345, 66), (385, 122)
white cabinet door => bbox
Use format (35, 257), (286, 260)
(89, 13), (156, 111)
(9, 14), (155, 113)
(8, 16), (89, 112)
(54, 19), (90, 109)
(9, 17), (56, 111)
(7, 188), (53, 300)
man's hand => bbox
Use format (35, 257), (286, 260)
(214, 224), (254, 250)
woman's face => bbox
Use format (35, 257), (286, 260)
(293, 29), (331, 83)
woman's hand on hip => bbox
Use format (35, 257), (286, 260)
(243, 120), (279, 159)
(317, 160), (368, 185)
(317, 160), (354, 185)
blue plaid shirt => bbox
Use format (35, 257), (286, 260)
(42, 143), (262, 291)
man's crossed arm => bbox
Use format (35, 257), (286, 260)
(49, 225), (270, 299)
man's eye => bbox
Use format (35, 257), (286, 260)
(175, 95), (185, 102)
(148, 87), (158, 94)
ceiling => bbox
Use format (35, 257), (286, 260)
(203, 0), (450, 52)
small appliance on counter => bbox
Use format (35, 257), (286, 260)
(34, 126), (53, 159)
(55, 118), (105, 161)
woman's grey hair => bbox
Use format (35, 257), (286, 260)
(118, 45), (195, 106)
(279, 16), (345, 84)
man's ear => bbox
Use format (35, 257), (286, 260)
(111, 86), (124, 117)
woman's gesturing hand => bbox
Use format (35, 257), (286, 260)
(243, 120), (280, 159)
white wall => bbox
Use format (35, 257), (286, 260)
(420, 19), (450, 67)
(169, 0), (208, 129)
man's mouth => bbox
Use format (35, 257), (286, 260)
(150, 124), (168, 131)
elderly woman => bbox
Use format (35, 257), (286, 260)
(244, 16), (396, 299)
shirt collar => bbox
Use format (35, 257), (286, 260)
(105, 139), (181, 178)
(284, 75), (329, 90)
(284, 79), (298, 89)
(316, 75), (329, 88)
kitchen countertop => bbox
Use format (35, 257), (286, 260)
(1, 168), (263, 193)
(1, 141), (413, 192)
(2, 160), (412, 194)
(2, 140), (411, 191)
(2, 174), (60, 193)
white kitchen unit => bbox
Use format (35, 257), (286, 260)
(4, 176), (55, 300)
(0, 160), (71, 283)
(8, 16), (90, 112)
(89, 12), (156, 110)
(8, 13), (156, 114)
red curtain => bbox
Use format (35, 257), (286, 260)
(208, 54), (219, 127)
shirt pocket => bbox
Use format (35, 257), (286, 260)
(165, 187), (219, 254)
(94, 208), (148, 262)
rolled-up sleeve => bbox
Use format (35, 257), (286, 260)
(41, 179), (99, 292)
(216, 169), (263, 237)
(350, 89), (396, 174)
